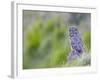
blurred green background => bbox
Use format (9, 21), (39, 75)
(23, 10), (91, 69)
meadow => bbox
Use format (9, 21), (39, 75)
(23, 10), (91, 69)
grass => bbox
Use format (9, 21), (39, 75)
(23, 12), (91, 69)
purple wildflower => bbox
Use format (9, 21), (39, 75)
(68, 50), (79, 61)
(68, 26), (83, 61)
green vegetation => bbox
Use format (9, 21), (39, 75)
(23, 11), (91, 69)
